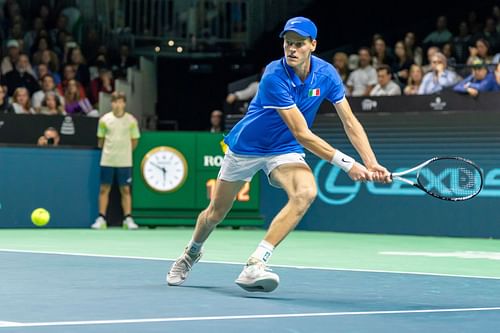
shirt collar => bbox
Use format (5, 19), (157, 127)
(281, 56), (315, 87)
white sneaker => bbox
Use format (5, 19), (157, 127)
(123, 216), (139, 229)
(235, 261), (280, 292)
(91, 216), (107, 229)
(166, 251), (202, 286)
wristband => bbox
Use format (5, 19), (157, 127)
(331, 150), (355, 172)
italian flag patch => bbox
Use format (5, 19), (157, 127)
(308, 88), (320, 97)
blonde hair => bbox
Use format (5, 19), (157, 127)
(12, 87), (31, 109)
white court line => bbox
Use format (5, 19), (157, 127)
(1, 248), (500, 281)
(1, 307), (500, 328)
(0, 322), (21, 327)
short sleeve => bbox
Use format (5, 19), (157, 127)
(130, 117), (141, 139)
(326, 67), (346, 103)
(97, 118), (107, 138)
(258, 75), (295, 109)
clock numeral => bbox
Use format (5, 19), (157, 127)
(206, 179), (250, 202)
(236, 182), (250, 202)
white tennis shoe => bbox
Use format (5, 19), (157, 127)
(167, 251), (202, 286)
(235, 261), (280, 292)
(91, 216), (107, 229)
(122, 216), (139, 229)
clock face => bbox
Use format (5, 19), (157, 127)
(141, 147), (188, 192)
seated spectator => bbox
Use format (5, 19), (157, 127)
(32, 74), (64, 112)
(63, 79), (96, 116)
(332, 51), (350, 91)
(403, 64), (424, 95)
(34, 62), (61, 86)
(422, 15), (453, 49)
(495, 62), (500, 88)
(57, 63), (86, 97)
(39, 91), (65, 115)
(466, 38), (493, 66)
(68, 46), (90, 88)
(8, 87), (35, 114)
(453, 59), (498, 97)
(1, 54), (40, 96)
(209, 109), (223, 133)
(90, 66), (114, 105)
(37, 127), (60, 146)
(111, 43), (137, 79)
(441, 42), (457, 69)
(422, 46), (440, 74)
(371, 35), (394, 67)
(36, 49), (61, 83)
(370, 65), (402, 96)
(418, 52), (461, 95)
(392, 40), (414, 88)
(470, 17), (499, 55)
(404, 31), (423, 66)
(1, 39), (21, 75)
(346, 47), (377, 96)
(31, 36), (59, 68)
(0, 85), (12, 113)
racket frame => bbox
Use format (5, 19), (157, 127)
(390, 156), (484, 201)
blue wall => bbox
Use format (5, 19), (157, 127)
(0, 147), (100, 228)
(260, 111), (500, 238)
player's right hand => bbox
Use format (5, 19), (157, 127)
(347, 162), (373, 182)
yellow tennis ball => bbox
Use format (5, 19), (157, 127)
(31, 208), (50, 227)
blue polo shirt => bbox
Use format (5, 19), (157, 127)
(224, 55), (345, 155)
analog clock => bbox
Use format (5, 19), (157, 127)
(141, 146), (188, 192)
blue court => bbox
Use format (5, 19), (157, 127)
(2, 249), (500, 333)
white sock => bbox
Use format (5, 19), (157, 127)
(187, 239), (203, 256)
(250, 240), (275, 263)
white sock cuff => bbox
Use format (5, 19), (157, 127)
(259, 240), (275, 251)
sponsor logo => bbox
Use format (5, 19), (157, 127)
(204, 155), (224, 167)
(430, 96), (446, 110)
(314, 160), (500, 205)
(60, 116), (75, 135)
(361, 99), (377, 111)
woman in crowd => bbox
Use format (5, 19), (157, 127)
(403, 64), (424, 95)
(392, 40), (414, 88)
(39, 91), (65, 115)
(9, 87), (35, 114)
(64, 79), (94, 115)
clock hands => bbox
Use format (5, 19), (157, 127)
(150, 161), (166, 174)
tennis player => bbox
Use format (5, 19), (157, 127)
(167, 16), (391, 292)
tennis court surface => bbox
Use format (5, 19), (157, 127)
(1, 228), (500, 332)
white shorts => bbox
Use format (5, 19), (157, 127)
(218, 149), (308, 188)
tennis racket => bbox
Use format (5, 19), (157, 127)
(390, 157), (483, 201)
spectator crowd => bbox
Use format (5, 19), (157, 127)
(0, 0), (138, 116)
(331, 6), (500, 98)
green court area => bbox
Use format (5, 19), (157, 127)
(1, 228), (499, 278)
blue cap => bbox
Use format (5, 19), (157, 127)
(279, 17), (317, 39)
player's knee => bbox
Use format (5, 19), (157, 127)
(290, 186), (317, 208)
(205, 205), (229, 224)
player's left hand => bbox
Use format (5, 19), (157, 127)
(367, 163), (391, 183)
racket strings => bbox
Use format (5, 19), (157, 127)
(417, 160), (482, 199)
